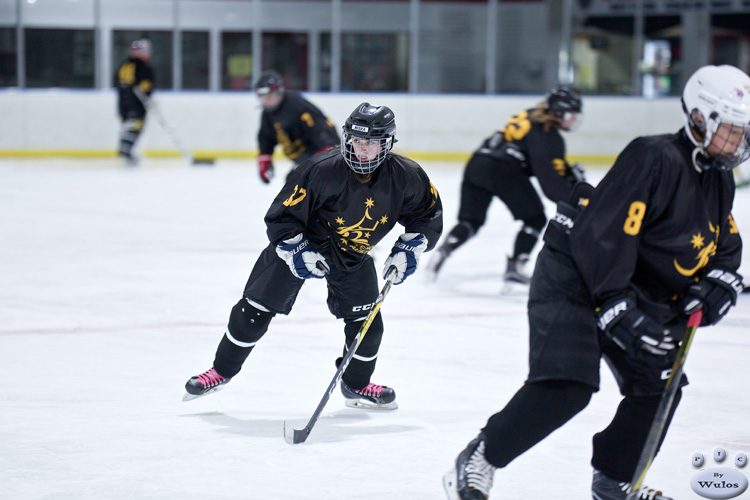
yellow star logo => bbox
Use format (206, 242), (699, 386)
(365, 232), (370, 238)
(365, 198), (375, 208)
(380, 215), (388, 224)
(691, 233), (704, 249)
(335, 217), (345, 225)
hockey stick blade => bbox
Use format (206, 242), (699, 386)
(282, 268), (397, 444)
(283, 421), (311, 445)
(626, 309), (703, 499)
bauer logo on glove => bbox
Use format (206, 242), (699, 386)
(383, 233), (428, 285)
(276, 234), (330, 279)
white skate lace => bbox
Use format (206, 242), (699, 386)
(619, 481), (665, 500)
(466, 441), (495, 495)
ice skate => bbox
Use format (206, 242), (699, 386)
(183, 367), (231, 401)
(340, 380), (398, 410)
(503, 256), (530, 285)
(118, 151), (140, 167)
(425, 247), (449, 282)
(443, 433), (495, 500)
(592, 469), (673, 500)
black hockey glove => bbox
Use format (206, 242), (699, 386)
(681, 268), (743, 326)
(596, 295), (676, 362)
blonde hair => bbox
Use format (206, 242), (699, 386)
(529, 100), (562, 132)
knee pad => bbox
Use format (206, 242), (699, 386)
(225, 298), (274, 347)
(343, 313), (384, 360)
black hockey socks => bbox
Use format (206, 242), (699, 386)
(339, 313), (384, 389)
(213, 298), (274, 378)
(439, 221), (476, 256)
(512, 215), (546, 260)
(481, 380), (594, 468)
(118, 119), (143, 159)
(591, 390), (682, 482)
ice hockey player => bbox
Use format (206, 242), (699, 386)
(115, 38), (154, 165)
(185, 102), (443, 410)
(427, 85), (584, 285)
(254, 70), (340, 183)
(443, 64), (748, 500)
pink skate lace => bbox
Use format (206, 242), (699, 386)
(357, 383), (383, 397)
(196, 367), (226, 388)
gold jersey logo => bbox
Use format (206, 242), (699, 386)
(333, 197), (389, 254)
(673, 222), (720, 277)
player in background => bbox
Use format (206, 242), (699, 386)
(254, 70), (340, 184)
(184, 102), (443, 410)
(115, 39), (154, 165)
(427, 85), (584, 285)
(443, 65), (748, 500)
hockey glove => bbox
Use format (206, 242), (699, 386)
(258, 154), (274, 184)
(681, 268), (743, 326)
(383, 233), (428, 285)
(596, 295), (676, 362)
(276, 234), (330, 279)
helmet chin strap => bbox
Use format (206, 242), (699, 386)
(691, 147), (711, 172)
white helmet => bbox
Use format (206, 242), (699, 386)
(129, 39), (152, 61)
(682, 65), (750, 171)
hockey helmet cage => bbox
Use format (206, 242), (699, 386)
(546, 85), (583, 119)
(682, 64), (750, 171)
(254, 70), (285, 96)
(341, 102), (397, 174)
(130, 39), (152, 60)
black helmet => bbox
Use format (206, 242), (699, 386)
(341, 102), (396, 174)
(254, 70), (284, 96)
(546, 85), (582, 119)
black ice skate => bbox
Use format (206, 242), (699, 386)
(183, 367), (231, 401)
(443, 433), (495, 500)
(503, 256), (531, 285)
(592, 469), (673, 500)
(340, 380), (398, 410)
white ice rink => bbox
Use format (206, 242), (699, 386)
(1, 157), (749, 500)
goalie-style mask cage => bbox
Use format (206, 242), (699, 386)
(341, 103), (396, 174)
(682, 64), (750, 171)
(254, 70), (285, 96)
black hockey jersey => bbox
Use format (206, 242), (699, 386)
(264, 149), (443, 271)
(569, 129), (742, 323)
(115, 57), (154, 118)
(258, 92), (340, 165)
(475, 108), (577, 202)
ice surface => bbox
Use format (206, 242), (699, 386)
(1, 158), (748, 500)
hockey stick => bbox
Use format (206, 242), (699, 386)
(626, 309), (703, 499)
(283, 267), (398, 445)
(133, 89), (215, 165)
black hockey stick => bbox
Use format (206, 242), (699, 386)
(283, 268), (398, 445)
(626, 309), (703, 499)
